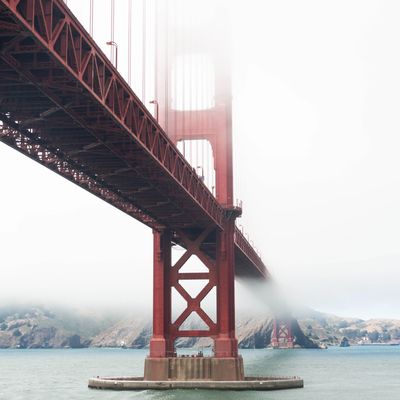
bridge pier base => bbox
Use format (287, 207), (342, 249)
(144, 356), (244, 381)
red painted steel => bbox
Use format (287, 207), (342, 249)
(0, 0), (224, 231)
(214, 215), (239, 357)
(148, 1), (245, 358)
(170, 227), (218, 339)
(150, 230), (174, 357)
(150, 227), (219, 357)
(271, 319), (294, 349)
(0, 0), (270, 361)
(149, 219), (241, 358)
(0, 116), (161, 229)
(0, 0), (268, 279)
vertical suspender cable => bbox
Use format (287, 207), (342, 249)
(188, 2), (194, 165)
(89, 0), (94, 36)
(180, 1), (184, 159)
(189, 7), (193, 166)
(191, 9), (196, 172)
(173, 0), (183, 156)
(201, 55), (205, 187)
(190, 27), (195, 169)
(173, 0), (178, 152)
(154, 0), (158, 107)
(165, 0), (169, 132)
(128, 0), (132, 86)
(142, 0), (146, 103)
(195, 51), (198, 170)
(196, 41), (200, 175)
(210, 54), (213, 192)
(205, 57), (209, 189)
(110, 0), (115, 64)
(189, 2), (193, 167)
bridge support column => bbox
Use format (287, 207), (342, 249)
(212, 212), (244, 381)
(145, 230), (173, 381)
(214, 216), (238, 358)
(148, 230), (173, 358)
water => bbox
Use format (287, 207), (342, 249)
(0, 346), (399, 399)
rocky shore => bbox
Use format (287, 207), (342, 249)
(1, 305), (398, 349)
(296, 309), (400, 346)
(0, 308), (87, 348)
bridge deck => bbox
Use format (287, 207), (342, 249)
(0, 0), (267, 279)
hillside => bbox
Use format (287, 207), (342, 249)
(0, 305), (318, 349)
(90, 313), (319, 349)
(0, 305), (119, 349)
(1, 305), (398, 349)
(296, 309), (400, 345)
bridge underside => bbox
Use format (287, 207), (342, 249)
(0, 44), (211, 232)
(0, 0), (267, 279)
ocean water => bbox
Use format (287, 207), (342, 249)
(0, 346), (399, 399)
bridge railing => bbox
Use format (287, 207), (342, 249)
(234, 226), (268, 278)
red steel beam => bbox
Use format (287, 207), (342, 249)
(0, 118), (161, 229)
(0, 0), (224, 229)
(0, 0), (269, 280)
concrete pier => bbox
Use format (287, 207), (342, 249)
(89, 355), (303, 391)
(144, 356), (244, 381)
(88, 376), (304, 391)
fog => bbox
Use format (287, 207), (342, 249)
(1, 0), (400, 320)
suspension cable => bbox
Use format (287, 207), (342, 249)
(165, 0), (169, 132)
(128, 0), (132, 86)
(142, 0), (146, 102)
(110, 0), (115, 63)
(89, 0), (94, 36)
(181, 1), (186, 157)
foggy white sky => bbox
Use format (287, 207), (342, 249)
(1, 0), (400, 320)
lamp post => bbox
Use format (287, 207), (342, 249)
(196, 166), (205, 182)
(149, 100), (159, 122)
(106, 41), (118, 69)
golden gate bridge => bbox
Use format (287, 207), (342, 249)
(0, 0), (297, 387)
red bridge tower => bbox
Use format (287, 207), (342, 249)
(144, 1), (243, 380)
(271, 319), (294, 349)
